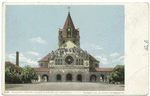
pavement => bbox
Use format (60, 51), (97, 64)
(6, 82), (124, 91)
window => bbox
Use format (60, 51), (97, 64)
(76, 59), (83, 65)
(67, 31), (71, 38)
(59, 31), (62, 35)
(58, 59), (60, 65)
(46, 63), (48, 67)
(55, 59), (57, 65)
(61, 59), (62, 65)
(95, 64), (98, 67)
(41, 63), (43, 67)
(81, 59), (83, 65)
(76, 59), (78, 65)
(67, 28), (71, 38)
(79, 59), (80, 65)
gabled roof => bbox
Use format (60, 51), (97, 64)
(38, 54), (49, 62)
(89, 55), (99, 62)
(90, 68), (114, 72)
(60, 40), (77, 48)
(32, 68), (49, 72)
(39, 52), (99, 62)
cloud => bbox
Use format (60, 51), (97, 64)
(7, 53), (38, 65)
(27, 51), (39, 56)
(26, 59), (38, 65)
(8, 54), (16, 61)
(112, 55), (125, 64)
(81, 43), (103, 50)
(110, 52), (119, 58)
(95, 54), (109, 65)
(19, 53), (27, 61)
(29, 37), (47, 44)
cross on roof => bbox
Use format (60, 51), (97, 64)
(68, 6), (70, 13)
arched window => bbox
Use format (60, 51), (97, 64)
(77, 74), (82, 82)
(55, 59), (57, 65)
(67, 28), (71, 38)
(57, 74), (61, 82)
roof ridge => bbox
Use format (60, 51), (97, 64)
(38, 53), (50, 62)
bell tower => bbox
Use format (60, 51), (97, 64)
(58, 7), (80, 48)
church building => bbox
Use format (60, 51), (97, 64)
(33, 9), (114, 82)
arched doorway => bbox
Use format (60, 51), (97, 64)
(56, 74), (61, 82)
(77, 74), (82, 82)
(66, 74), (72, 82)
(90, 75), (97, 82)
(42, 74), (48, 82)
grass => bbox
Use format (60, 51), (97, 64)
(5, 84), (22, 89)
(25, 82), (45, 84)
(5, 82), (45, 89)
(119, 84), (124, 87)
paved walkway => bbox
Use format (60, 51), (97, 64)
(6, 82), (124, 91)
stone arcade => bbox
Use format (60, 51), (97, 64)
(33, 9), (114, 82)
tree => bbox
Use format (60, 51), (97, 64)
(21, 65), (38, 83)
(5, 65), (22, 83)
(5, 64), (38, 83)
(107, 65), (124, 84)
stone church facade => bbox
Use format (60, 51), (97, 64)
(33, 11), (114, 82)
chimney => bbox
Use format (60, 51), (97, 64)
(16, 51), (19, 66)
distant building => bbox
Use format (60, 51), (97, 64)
(5, 61), (21, 69)
(33, 9), (114, 82)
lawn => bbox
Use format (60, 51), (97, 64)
(5, 84), (22, 89)
(119, 84), (124, 87)
(5, 82), (44, 89)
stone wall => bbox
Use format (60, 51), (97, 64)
(38, 61), (49, 68)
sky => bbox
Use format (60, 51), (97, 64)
(5, 5), (124, 68)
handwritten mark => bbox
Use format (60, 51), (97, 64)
(144, 40), (148, 51)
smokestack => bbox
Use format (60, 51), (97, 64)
(16, 51), (19, 66)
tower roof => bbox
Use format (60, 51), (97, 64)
(59, 12), (79, 38)
(63, 13), (75, 31)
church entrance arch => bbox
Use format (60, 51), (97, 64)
(66, 74), (72, 82)
(56, 74), (61, 82)
(77, 74), (82, 82)
(90, 75), (97, 82)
